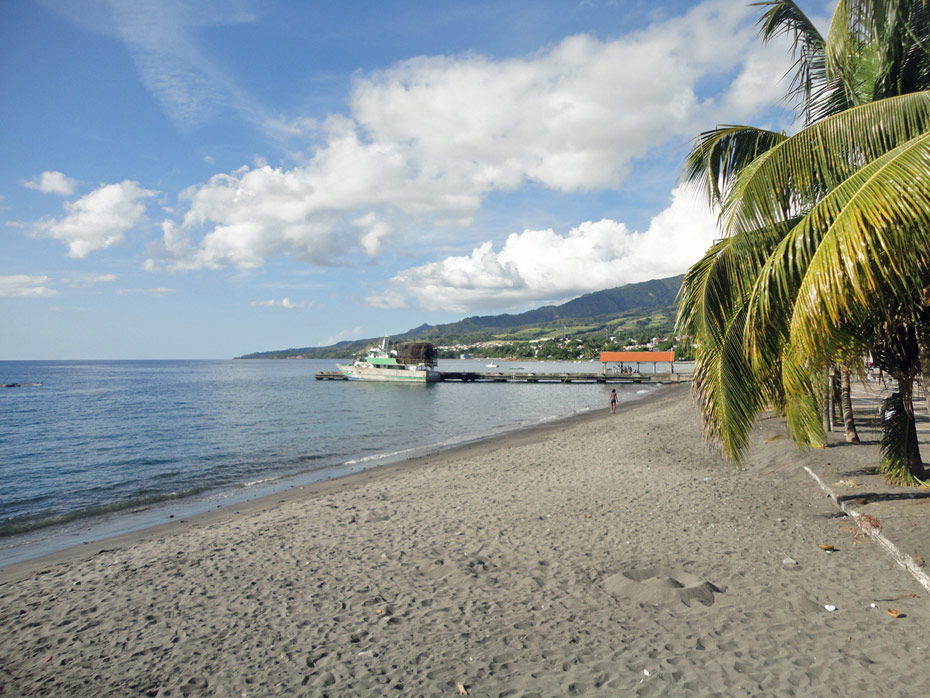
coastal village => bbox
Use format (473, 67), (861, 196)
(439, 334), (679, 361)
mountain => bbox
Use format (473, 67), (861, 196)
(236, 273), (684, 359)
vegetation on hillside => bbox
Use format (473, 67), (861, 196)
(238, 275), (691, 361)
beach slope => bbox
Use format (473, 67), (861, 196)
(2, 384), (929, 697)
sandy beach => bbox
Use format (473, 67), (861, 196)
(3, 383), (930, 697)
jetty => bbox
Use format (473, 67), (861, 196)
(316, 349), (691, 383)
(315, 369), (691, 383)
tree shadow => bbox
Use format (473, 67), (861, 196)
(838, 467), (881, 477)
(837, 491), (930, 505)
(829, 439), (880, 448)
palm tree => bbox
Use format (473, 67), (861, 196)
(677, 0), (930, 482)
(839, 363), (861, 443)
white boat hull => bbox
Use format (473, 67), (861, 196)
(337, 363), (439, 383)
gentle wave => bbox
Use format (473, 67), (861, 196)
(0, 359), (661, 550)
(0, 486), (211, 537)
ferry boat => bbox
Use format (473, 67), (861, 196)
(336, 338), (439, 383)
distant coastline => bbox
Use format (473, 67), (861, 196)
(236, 274), (685, 361)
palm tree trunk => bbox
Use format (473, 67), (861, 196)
(839, 364), (860, 443)
(899, 378), (925, 480)
(918, 337), (930, 420)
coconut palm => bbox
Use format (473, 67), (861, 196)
(677, 0), (930, 481)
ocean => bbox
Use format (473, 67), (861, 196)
(0, 358), (664, 565)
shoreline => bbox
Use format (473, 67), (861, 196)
(5, 382), (930, 696)
(0, 386), (643, 584)
(0, 362), (656, 571)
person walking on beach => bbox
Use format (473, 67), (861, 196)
(609, 388), (617, 414)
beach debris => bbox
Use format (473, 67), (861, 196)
(819, 544), (835, 553)
(375, 609), (383, 615)
(456, 681), (469, 695)
(824, 604), (838, 612)
(782, 557), (798, 566)
(854, 513), (882, 537)
(871, 603), (879, 608)
(890, 592), (920, 600)
(42, 655), (53, 663)
(912, 554), (926, 568)
(887, 608), (901, 618)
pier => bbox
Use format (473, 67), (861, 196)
(315, 370), (691, 383)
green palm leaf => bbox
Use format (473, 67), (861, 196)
(681, 126), (787, 207)
(721, 91), (930, 237)
(753, 0), (827, 121)
(785, 131), (930, 357)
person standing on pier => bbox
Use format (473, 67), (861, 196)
(609, 389), (617, 414)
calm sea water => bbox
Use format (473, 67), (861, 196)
(0, 359), (662, 564)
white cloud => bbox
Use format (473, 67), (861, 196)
(0, 275), (59, 298)
(40, 0), (260, 129)
(250, 297), (308, 309)
(37, 181), (156, 258)
(64, 273), (118, 288)
(370, 186), (718, 312)
(116, 287), (174, 295)
(23, 171), (78, 196)
(149, 0), (790, 272)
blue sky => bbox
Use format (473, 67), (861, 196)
(1, 0), (831, 359)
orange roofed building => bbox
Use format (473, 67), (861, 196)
(599, 351), (675, 363)
(599, 351), (676, 373)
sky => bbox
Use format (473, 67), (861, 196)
(1, 0), (832, 359)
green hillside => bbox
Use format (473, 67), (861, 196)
(236, 274), (685, 360)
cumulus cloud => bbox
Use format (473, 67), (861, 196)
(116, 287), (174, 295)
(0, 275), (59, 298)
(370, 186), (718, 312)
(250, 297), (308, 309)
(37, 181), (156, 258)
(23, 171), (78, 196)
(148, 0), (790, 272)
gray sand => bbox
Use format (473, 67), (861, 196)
(2, 384), (929, 697)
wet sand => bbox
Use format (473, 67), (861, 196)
(2, 383), (929, 697)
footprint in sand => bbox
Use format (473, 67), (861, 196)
(603, 566), (726, 607)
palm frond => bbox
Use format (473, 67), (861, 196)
(678, 226), (789, 462)
(721, 91), (930, 237)
(786, 130), (930, 357)
(690, 302), (768, 462)
(829, 0), (930, 101)
(780, 347), (827, 448)
(680, 126), (787, 208)
(753, 0), (826, 122)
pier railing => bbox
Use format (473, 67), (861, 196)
(316, 369), (692, 383)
